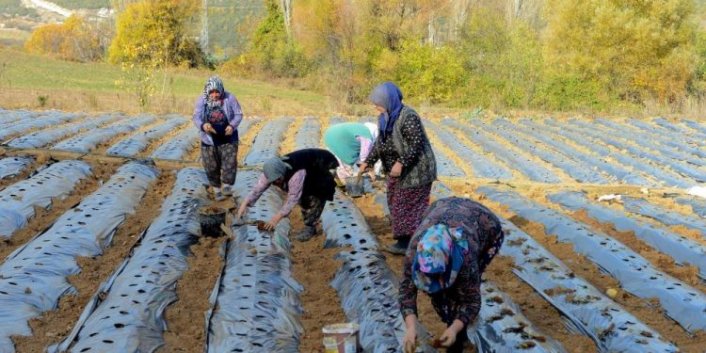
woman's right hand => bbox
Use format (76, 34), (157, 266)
(403, 314), (418, 353)
(202, 123), (216, 134)
(403, 327), (417, 353)
(236, 202), (248, 219)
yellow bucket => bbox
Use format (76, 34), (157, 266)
(322, 323), (360, 353)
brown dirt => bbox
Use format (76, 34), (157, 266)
(279, 116), (303, 155)
(11, 170), (175, 353)
(484, 256), (598, 353)
(0, 151), (48, 190)
(0, 160), (114, 262)
(236, 118), (265, 165)
(474, 195), (706, 353)
(138, 121), (191, 158)
(289, 205), (348, 353)
(161, 235), (227, 353)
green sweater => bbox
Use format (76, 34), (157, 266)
(323, 122), (372, 165)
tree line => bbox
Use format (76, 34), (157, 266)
(23, 0), (706, 113)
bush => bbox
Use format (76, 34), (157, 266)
(25, 15), (103, 62)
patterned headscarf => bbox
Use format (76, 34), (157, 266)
(369, 82), (403, 138)
(412, 224), (469, 293)
(203, 76), (225, 108)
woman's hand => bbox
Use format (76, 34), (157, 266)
(236, 202), (248, 220)
(403, 314), (418, 353)
(202, 123), (216, 135)
(225, 125), (234, 136)
(403, 327), (417, 353)
(264, 213), (283, 231)
(358, 162), (369, 174)
(439, 319), (464, 347)
(390, 161), (403, 177)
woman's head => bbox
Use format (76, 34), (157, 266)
(412, 224), (466, 293)
(263, 157), (291, 185)
(204, 76), (225, 101)
(369, 82), (403, 114)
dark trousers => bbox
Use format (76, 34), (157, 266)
(201, 142), (237, 187)
(300, 194), (325, 227)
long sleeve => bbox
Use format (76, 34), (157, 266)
(397, 113), (425, 167)
(277, 170), (306, 218)
(450, 259), (481, 326)
(192, 96), (206, 131)
(225, 94), (243, 129)
(399, 236), (421, 318)
(364, 135), (383, 166)
(357, 136), (373, 164)
(243, 173), (270, 206)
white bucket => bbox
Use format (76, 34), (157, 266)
(322, 323), (360, 353)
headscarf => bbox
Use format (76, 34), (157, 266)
(203, 76), (225, 109)
(369, 82), (403, 138)
(263, 156), (292, 183)
(412, 224), (469, 294)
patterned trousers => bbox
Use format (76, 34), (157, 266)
(300, 194), (326, 227)
(200, 142), (238, 187)
(387, 178), (432, 240)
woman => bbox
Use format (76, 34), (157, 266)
(399, 197), (504, 353)
(323, 121), (380, 185)
(359, 82), (437, 255)
(236, 148), (339, 241)
(192, 76), (243, 201)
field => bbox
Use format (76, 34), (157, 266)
(0, 108), (705, 353)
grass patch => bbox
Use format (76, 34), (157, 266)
(0, 47), (329, 115)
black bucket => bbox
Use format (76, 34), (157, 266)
(345, 177), (364, 198)
(199, 206), (227, 237)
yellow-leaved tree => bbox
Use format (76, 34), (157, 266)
(25, 15), (103, 62)
(544, 0), (697, 107)
(109, 0), (204, 110)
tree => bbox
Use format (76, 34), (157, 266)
(544, 0), (697, 105)
(108, 0), (204, 67)
(25, 15), (103, 62)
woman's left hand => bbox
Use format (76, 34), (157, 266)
(225, 126), (234, 136)
(390, 161), (403, 177)
(439, 326), (458, 347)
(439, 319), (464, 347)
(264, 214), (282, 231)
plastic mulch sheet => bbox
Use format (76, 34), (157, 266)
(567, 119), (706, 183)
(294, 117), (321, 150)
(496, 220), (678, 352)
(683, 120), (706, 136)
(7, 114), (121, 149)
(549, 192), (706, 279)
(0, 109), (28, 125)
(205, 170), (303, 353)
(478, 186), (706, 333)
(150, 127), (199, 161)
(677, 196), (706, 218)
(322, 190), (380, 250)
(243, 117), (293, 166)
(0, 157), (33, 180)
(0, 160), (92, 238)
(469, 281), (567, 353)
(443, 119), (561, 183)
(594, 119), (706, 168)
(520, 119), (649, 185)
(621, 196), (706, 239)
(628, 119), (706, 159)
(424, 120), (511, 180)
(52, 116), (156, 153)
(237, 117), (262, 138)
(106, 116), (186, 157)
(543, 120), (691, 188)
(49, 168), (209, 353)
(0, 161), (158, 353)
(488, 119), (608, 184)
(0, 111), (82, 141)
